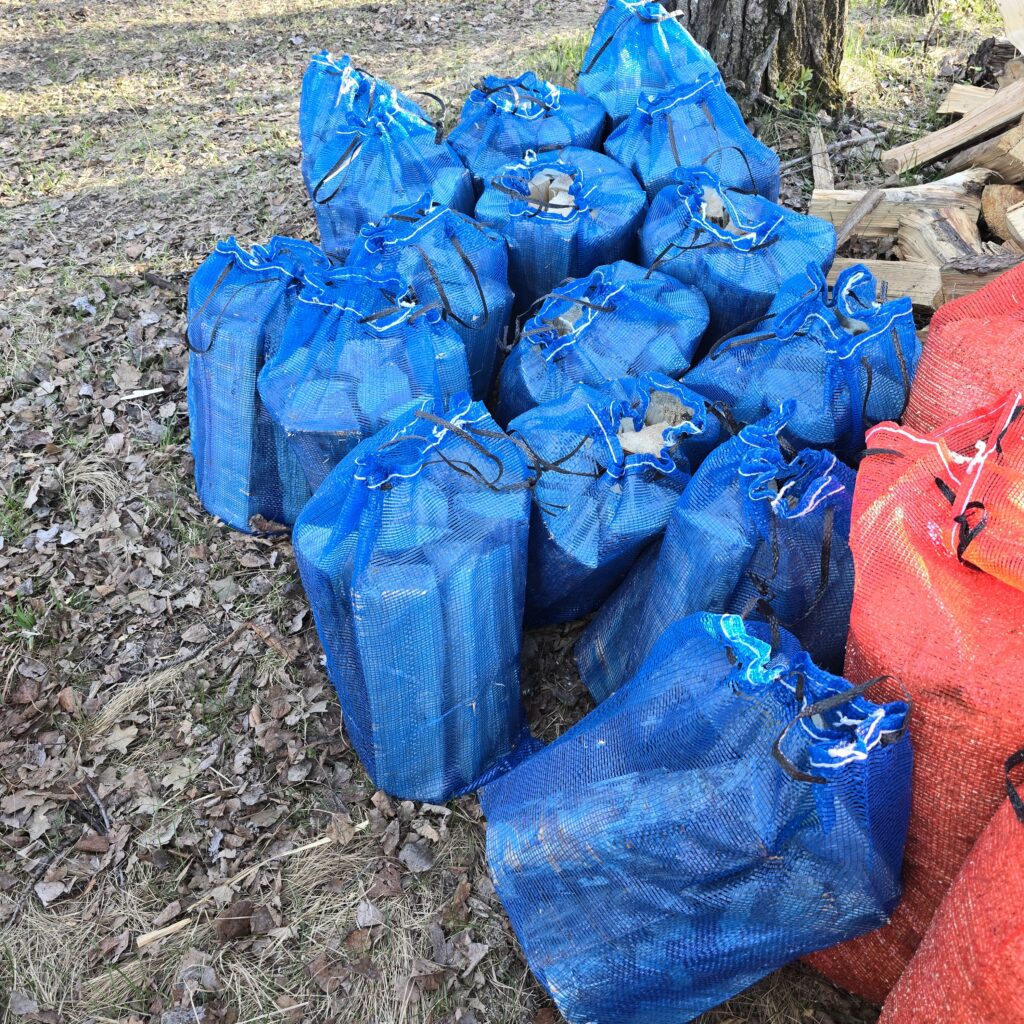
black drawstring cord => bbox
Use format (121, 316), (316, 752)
(186, 259), (234, 353)
(1006, 747), (1024, 824)
(773, 675), (910, 785)
(312, 137), (364, 204)
(412, 90), (446, 143)
(702, 143), (760, 196)
(892, 324), (911, 403)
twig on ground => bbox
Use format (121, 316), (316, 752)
(780, 131), (883, 172)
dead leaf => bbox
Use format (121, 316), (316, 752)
(327, 811), (354, 847)
(460, 940), (490, 976)
(34, 880), (68, 906)
(8, 991), (40, 1016)
(103, 723), (138, 754)
(355, 899), (384, 928)
(57, 687), (81, 713)
(213, 898), (253, 941)
(97, 929), (131, 963)
(398, 839), (434, 874)
(250, 905), (276, 935)
(307, 952), (348, 994)
(344, 926), (381, 953)
(366, 862), (403, 900)
(75, 833), (110, 854)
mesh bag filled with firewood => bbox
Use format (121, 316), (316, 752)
(576, 403), (856, 702)
(448, 72), (607, 193)
(292, 393), (536, 802)
(186, 236), (332, 533)
(344, 193), (514, 398)
(475, 147), (647, 314)
(879, 750), (1024, 1024)
(604, 73), (781, 201)
(299, 53), (473, 260)
(684, 263), (919, 460)
(806, 392), (1024, 1002)
(640, 168), (836, 342)
(257, 271), (471, 491)
(496, 259), (709, 424)
(577, 0), (719, 124)
(507, 373), (722, 628)
(482, 613), (912, 1024)
(903, 260), (1024, 433)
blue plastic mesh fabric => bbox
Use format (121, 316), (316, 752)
(508, 373), (723, 628)
(292, 393), (536, 802)
(257, 270), (472, 492)
(343, 194), (513, 398)
(685, 263), (921, 460)
(577, 0), (719, 124)
(186, 236), (333, 533)
(604, 73), (781, 201)
(474, 148), (647, 314)
(481, 612), (913, 1024)
(577, 404), (856, 701)
(640, 168), (837, 341)
(496, 260), (709, 424)
(299, 53), (410, 159)
(447, 72), (608, 193)
(299, 53), (473, 261)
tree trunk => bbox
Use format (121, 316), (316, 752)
(664, 0), (848, 107)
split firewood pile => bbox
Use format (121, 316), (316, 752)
(812, 48), (1024, 311)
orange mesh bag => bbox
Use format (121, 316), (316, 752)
(879, 750), (1024, 1024)
(806, 393), (1024, 1002)
(903, 262), (1024, 433)
(950, 400), (1024, 590)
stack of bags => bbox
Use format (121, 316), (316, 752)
(804, 266), (1024, 1023)
(183, 0), (1020, 1019)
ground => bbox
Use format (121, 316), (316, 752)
(0, 1), (1004, 1021)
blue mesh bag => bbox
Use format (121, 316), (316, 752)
(343, 194), (513, 398)
(447, 72), (607, 193)
(685, 263), (920, 460)
(496, 260), (708, 424)
(508, 373), (722, 628)
(257, 270), (472, 492)
(577, 0), (719, 124)
(299, 55), (473, 261)
(604, 73), (781, 201)
(481, 612), (913, 1024)
(577, 404), (855, 701)
(292, 393), (536, 802)
(299, 53), (399, 160)
(640, 168), (836, 341)
(186, 236), (333, 533)
(475, 147), (647, 314)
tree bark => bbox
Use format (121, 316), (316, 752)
(664, 0), (848, 107)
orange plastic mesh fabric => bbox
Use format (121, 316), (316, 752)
(879, 753), (1024, 1024)
(806, 394), (1024, 1002)
(950, 401), (1024, 590)
(903, 262), (1024, 433)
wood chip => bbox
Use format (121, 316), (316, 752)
(937, 83), (997, 117)
(835, 188), (884, 248)
(808, 127), (835, 190)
